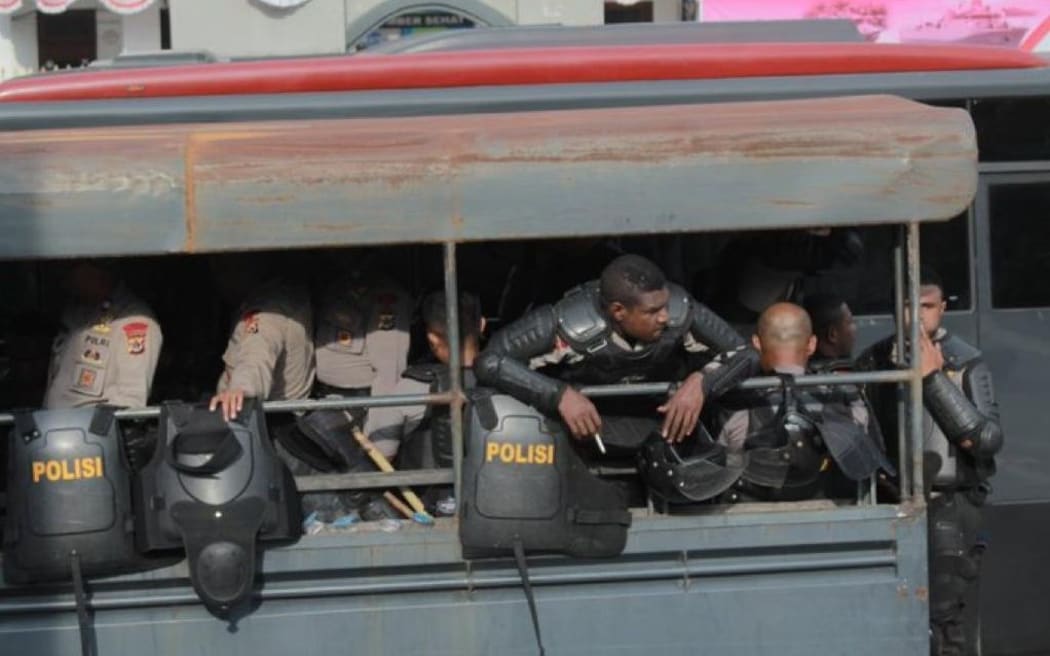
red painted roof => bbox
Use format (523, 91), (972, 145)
(0, 42), (1043, 103)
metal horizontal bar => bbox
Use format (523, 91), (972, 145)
(0, 551), (896, 615)
(0, 371), (910, 427)
(580, 369), (911, 398)
(294, 468), (454, 492)
(0, 393), (452, 426)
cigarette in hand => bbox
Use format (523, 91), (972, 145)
(593, 432), (606, 455)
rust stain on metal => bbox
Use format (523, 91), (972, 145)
(897, 584), (909, 599)
(914, 586), (929, 602)
(184, 136), (198, 252)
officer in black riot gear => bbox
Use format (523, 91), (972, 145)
(475, 254), (750, 455)
(707, 303), (891, 502)
(364, 291), (484, 515)
(803, 293), (858, 373)
(857, 270), (1002, 656)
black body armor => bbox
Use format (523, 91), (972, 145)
(720, 375), (892, 501)
(475, 281), (744, 415)
(133, 399), (300, 616)
(4, 406), (143, 583)
(459, 391), (631, 559)
(859, 332), (1002, 489)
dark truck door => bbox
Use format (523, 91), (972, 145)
(974, 172), (1050, 656)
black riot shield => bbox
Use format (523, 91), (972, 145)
(459, 391), (631, 559)
(3, 406), (143, 583)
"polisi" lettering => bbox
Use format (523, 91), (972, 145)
(485, 441), (554, 465)
(30, 457), (104, 483)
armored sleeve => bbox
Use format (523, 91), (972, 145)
(699, 345), (761, 400)
(688, 301), (747, 354)
(923, 361), (1004, 457)
(108, 316), (162, 408)
(225, 312), (286, 399)
(474, 306), (566, 415)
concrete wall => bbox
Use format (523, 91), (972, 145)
(170, 0), (347, 58)
(0, 11), (38, 81)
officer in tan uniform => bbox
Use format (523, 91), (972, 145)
(287, 270), (411, 522)
(44, 262), (162, 409)
(209, 279), (315, 421)
(314, 271), (412, 398)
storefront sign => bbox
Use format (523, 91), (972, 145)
(34, 0), (75, 14)
(0, 0), (157, 13)
(254, 0), (313, 8)
(100, 0), (156, 15)
(0, 0), (23, 16)
(701, 0), (1050, 50)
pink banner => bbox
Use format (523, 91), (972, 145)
(34, 0), (75, 14)
(100, 0), (156, 14)
(701, 0), (1050, 51)
(0, 0), (156, 14)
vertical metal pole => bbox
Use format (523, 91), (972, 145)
(893, 226), (912, 501)
(907, 221), (925, 504)
(443, 241), (464, 503)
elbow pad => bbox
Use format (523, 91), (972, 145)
(691, 302), (746, 353)
(924, 370), (1003, 457)
(474, 306), (565, 415)
(702, 347), (760, 400)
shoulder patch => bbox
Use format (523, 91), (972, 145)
(122, 321), (149, 355)
(241, 310), (260, 335)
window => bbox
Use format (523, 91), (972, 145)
(989, 182), (1050, 309)
(972, 98), (1050, 163)
(605, 1), (654, 23)
(838, 214), (972, 316)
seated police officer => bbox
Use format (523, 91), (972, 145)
(707, 302), (890, 502)
(44, 261), (163, 410)
(856, 269), (1002, 656)
(475, 254), (748, 455)
(44, 261), (164, 468)
(206, 257), (328, 519)
(363, 291), (483, 516)
(803, 293), (858, 373)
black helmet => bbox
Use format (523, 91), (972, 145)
(637, 432), (746, 504)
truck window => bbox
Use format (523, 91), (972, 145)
(989, 182), (1050, 309)
(847, 213), (971, 315)
(972, 98), (1050, 163)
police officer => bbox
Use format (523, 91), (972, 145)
(803, 293), (858, 372)
(364, 291), (483, 515)
(475, 254), (748, 451)
(208, 277), (315, 421)
(44, 261), (162, 410)
(708, 303), (890, 502)
(313, 271), (411, 402)
(857, 270), (1002, 656)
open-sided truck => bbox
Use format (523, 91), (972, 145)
(0, 35), (1001, 655)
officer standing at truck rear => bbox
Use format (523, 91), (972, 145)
(857, 270), (1002, 656)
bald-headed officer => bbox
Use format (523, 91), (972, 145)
(706, 303), (891, 502)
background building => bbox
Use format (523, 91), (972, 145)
(3, 0), (1047, 83)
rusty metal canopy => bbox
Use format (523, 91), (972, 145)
(0, 94), (977, 259)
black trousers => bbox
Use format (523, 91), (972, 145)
(928, 488), (987, 656)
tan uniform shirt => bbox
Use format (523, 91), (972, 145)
(44, 284), (162, 409)
(314, 274), (411, 395)
(361, 376), (430, 459)
(217, 281), (315, 402)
